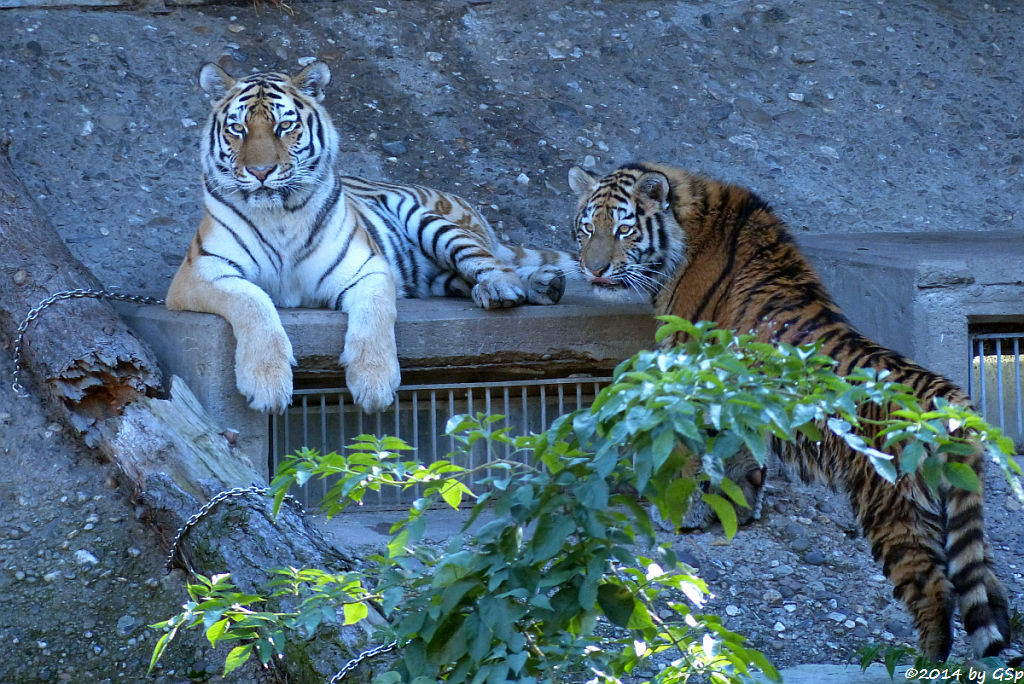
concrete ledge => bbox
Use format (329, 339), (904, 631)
(115, 231), (1024, 478)
(115, 283), (657, 477)
(800, 230), (1024, 391)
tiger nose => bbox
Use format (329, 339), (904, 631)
(247, 164), (276, 182)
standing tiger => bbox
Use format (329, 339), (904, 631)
(567, 161), (1011, 661)
(167, 61), (572, 414)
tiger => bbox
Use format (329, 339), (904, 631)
(166, 60), (573, 414)
(567, 161), (1012, 661)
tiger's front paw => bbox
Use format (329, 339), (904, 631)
(525, 265), (566, 305)
(340, 336), (401, 413)
(234, 331), (296, 414)
(471, 271), (526, 309)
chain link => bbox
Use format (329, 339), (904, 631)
(11, 288), (165, 396)
(165, 485), (304, 574)
(15, 288), (400, 681)
(167, 485), (398, 682)
(329, 639), (401, 683)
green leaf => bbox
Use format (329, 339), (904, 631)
(372, 673), (403, 684)
(944, 461), (980, 491)
(439, 479), (469, 509)
(342, 601), (369, 625)
(597, 583), (635, 628)
(702, 493), (739, 539)
(223, 644), (252, 677)
(899, 439), (926, 475)
(719, 476), (749, 508)
(530, 516), (575, 562)
(796, 421), (824, 442)
(148, 628), (176, 674)
(205, 618), (229, 647)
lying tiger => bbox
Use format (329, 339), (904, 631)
(167, 61), (572, 414)
(567, 162), (1011, 661)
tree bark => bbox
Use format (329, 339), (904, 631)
(0, 136), (389, 681)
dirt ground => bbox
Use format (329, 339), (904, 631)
(1, 0), (1023, 682)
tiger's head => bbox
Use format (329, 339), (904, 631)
(198, 61), (337, 210)
(567, 163), (688, 300)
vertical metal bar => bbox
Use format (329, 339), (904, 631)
(1015, 338), (1023, 445)
(467, 387), (475, 475)
(430, 390), (438, 464)
(393, 393), (402, 506)
(996, 339), (1006, 430)
(301, 395), (309, 451)
(503, 386), (511, 461)
(337, 392), (346, 511)
(978, 339), (988, 423)
(320, 394), (328, 504)
(339, 392), (346, 453)
(521, 386), (528, 437)
(282, 403), (295, 503)
(448, 389), (456, 462)
(270, 413), (280, 482)
(576, 381), (583, 411)
(301, 396), (312, 508)
(557, 382), (565, 418)
(412, 391), (420, 452)
(485, 387), (493, 484)
(540, 385), (547, 431)
(968, 334), (975, 400)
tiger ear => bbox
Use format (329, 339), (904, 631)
(199, 63), (235, 100)
(568, 166), (597, 197)
(635, 172), (671, 211)
(293, 61), (331, 102)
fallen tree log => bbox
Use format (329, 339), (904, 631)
(0, 135), (390, 680)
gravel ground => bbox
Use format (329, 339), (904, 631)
(1, 0), (1024, 681)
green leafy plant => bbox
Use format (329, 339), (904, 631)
(856, 642), (1011, 681)
(150, 319), (1023, 682)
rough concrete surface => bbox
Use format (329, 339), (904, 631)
(1, 0), (1023, 682)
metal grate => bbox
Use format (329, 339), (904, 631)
(269, 376), (611, 509)
(968, 330), (1024, 449)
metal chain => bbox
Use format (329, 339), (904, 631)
(329, 639), (401, 683)
(165, 484), (303, 574)
(168, 485), (398, 682)
(14, 288), (399, 682)
(11, 288), (165, 395)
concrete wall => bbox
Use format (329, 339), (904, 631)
(800, 231), (1024, 392)
(116, 283), (658, 479)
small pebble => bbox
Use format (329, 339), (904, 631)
(74, 550), (99, 566)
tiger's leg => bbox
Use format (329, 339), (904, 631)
(428, 272), (473, 299)
(417, 215), (527, 309)
(672, 449), (767, 531)
(333, 260), (401, 413)
(854, 479), (955, 661)
(495, 243), (571, 305)
(167, 258), (295, 414)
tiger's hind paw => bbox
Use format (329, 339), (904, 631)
(471, 272), (526, 309)
(525, 265), (566, 305)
